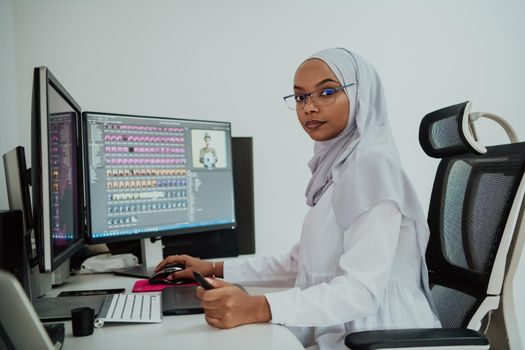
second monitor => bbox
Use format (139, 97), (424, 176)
(83, 112), (236, 245)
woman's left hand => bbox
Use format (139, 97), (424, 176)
(195, 278), (272, 328)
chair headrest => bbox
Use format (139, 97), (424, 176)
(419, 101), (487, 158)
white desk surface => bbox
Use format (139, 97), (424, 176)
(44, 273), (304, 350)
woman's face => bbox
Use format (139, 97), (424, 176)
(294, 59), (350, 141)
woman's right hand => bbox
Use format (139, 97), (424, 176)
(155, 254), (215, 280)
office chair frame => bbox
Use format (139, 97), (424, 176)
(503, 198), (525, 349)
(344, 169), (525, 349)
(462, 101), (487, 154)
(487, 190), (525, 349)
(346, 101), (524, 349)
(466, 168), (525, 330)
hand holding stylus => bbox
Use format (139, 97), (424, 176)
(195, 278), (272, 329)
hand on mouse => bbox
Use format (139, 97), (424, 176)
(195, 278), (272, 329)
(155, 254), (222, 281)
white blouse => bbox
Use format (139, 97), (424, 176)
(224, 185), (441, 350)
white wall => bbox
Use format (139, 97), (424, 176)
(3, 0), (525, 342)
(0, 0), (18, 209)
(12, 0), (525, 254)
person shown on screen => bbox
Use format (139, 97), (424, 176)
(199, 132), (218, 169)
(156, 48), (441, 349)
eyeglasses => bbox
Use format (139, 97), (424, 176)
(283, 83), (356, 110)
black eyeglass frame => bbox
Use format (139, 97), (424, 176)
(283, 82), (356, 110)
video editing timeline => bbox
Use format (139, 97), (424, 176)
(48, 112), (77, 247)
(85, 113), (236, 240)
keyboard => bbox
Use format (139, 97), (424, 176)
(95, 293), (162, 327)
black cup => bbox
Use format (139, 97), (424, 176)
(71, 307), (95, 337)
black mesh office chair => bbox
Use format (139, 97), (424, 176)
(345, 101), (525, 349)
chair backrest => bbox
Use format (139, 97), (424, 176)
(419, 101), (525, 329)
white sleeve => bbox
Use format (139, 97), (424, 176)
(223, 243), (299, 288)
(265, 201), (401, 326)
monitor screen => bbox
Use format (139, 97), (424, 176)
(83, 112), (236, 243)
(31, 67), (84, 272)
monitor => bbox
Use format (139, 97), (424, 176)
(31, 66), (85, 273)
(3, 146), (36, 296)
(82, 112), (236, 245)
(3, 146), (36, 268)
(3, 146), (33, 237)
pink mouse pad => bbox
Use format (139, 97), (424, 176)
(132, 279), (198, 293)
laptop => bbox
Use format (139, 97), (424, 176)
(161, 284), (246, 315)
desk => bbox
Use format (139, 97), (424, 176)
(45, 274), (304, 350)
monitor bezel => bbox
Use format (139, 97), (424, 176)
(81, 111), (237, 244)
(3, 146), (37, 267)
(31, 66), (85, 272)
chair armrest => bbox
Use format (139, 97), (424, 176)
(345, 328), (489, 349)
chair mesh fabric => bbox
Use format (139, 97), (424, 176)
(431, 284), (478, 329)
(440, 156), (518, 274)
(466, 169), (515, 272)
(427, 143), (525, 328)
(419, 102), (479, 158)
(430, 115), (464, 151)
(442, 160), (471, 268)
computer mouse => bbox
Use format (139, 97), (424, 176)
(148, 264), (192, 285)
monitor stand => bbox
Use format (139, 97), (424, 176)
(29, 258), (71, 298)
(112, 237), (163, 279)
(51, 259), (70, 286)
(29, 266), (52, 299)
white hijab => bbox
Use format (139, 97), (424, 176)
(302, 49), (439, 319)
(304, 48), (427, 230)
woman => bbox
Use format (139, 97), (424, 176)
(156, 48), (441, 349)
